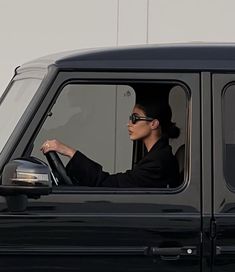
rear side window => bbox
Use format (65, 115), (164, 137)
(223, 84), (235, 189)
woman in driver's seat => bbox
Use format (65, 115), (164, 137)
(41, 100), (180, 188)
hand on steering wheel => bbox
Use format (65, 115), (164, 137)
(45, 151), (73, 185)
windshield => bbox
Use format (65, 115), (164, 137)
(0, 77), (42, 153)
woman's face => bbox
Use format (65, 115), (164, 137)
(128, 105), (153, 141)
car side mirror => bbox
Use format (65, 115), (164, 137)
(0, 157), (52, 211)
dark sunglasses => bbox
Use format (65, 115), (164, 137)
(129, 113), (154, 124)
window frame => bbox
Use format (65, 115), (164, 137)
(16, 71), (200, 198)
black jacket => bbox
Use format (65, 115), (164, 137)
(66, 137), (180, 188)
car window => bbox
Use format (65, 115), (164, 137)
(0, 78), (42, 153)
(32, 84), (135, 173)
(222, 84), (235, 189)
(32, 83), (188, 189)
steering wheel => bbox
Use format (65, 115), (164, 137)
(45, 151), (73, 185)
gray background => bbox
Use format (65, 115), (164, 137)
(1, 0), (235, 95)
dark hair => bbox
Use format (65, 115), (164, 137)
(136, 101), (180, 139)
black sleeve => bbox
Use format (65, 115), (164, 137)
(66, 150), (166, 188)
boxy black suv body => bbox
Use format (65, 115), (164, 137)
(0, 43), (235, 271)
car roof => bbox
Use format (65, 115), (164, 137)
(18, 43), (235, 72)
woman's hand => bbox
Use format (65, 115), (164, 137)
(41, 139), (76, 158)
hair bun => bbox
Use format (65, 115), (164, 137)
(167, 122), (180, 139)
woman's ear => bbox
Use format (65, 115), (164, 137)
(151, 119), (160, 130)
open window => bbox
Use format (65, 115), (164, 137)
(31, 82), (188, 189)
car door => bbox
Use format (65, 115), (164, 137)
(0, 71), (202, 272)
(212, 74), (235, 271)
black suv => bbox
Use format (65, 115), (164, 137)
(0, 43), (234, 271)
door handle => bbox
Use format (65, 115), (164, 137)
(149, 246), (197, 261)
(216, 246), (235, 255)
